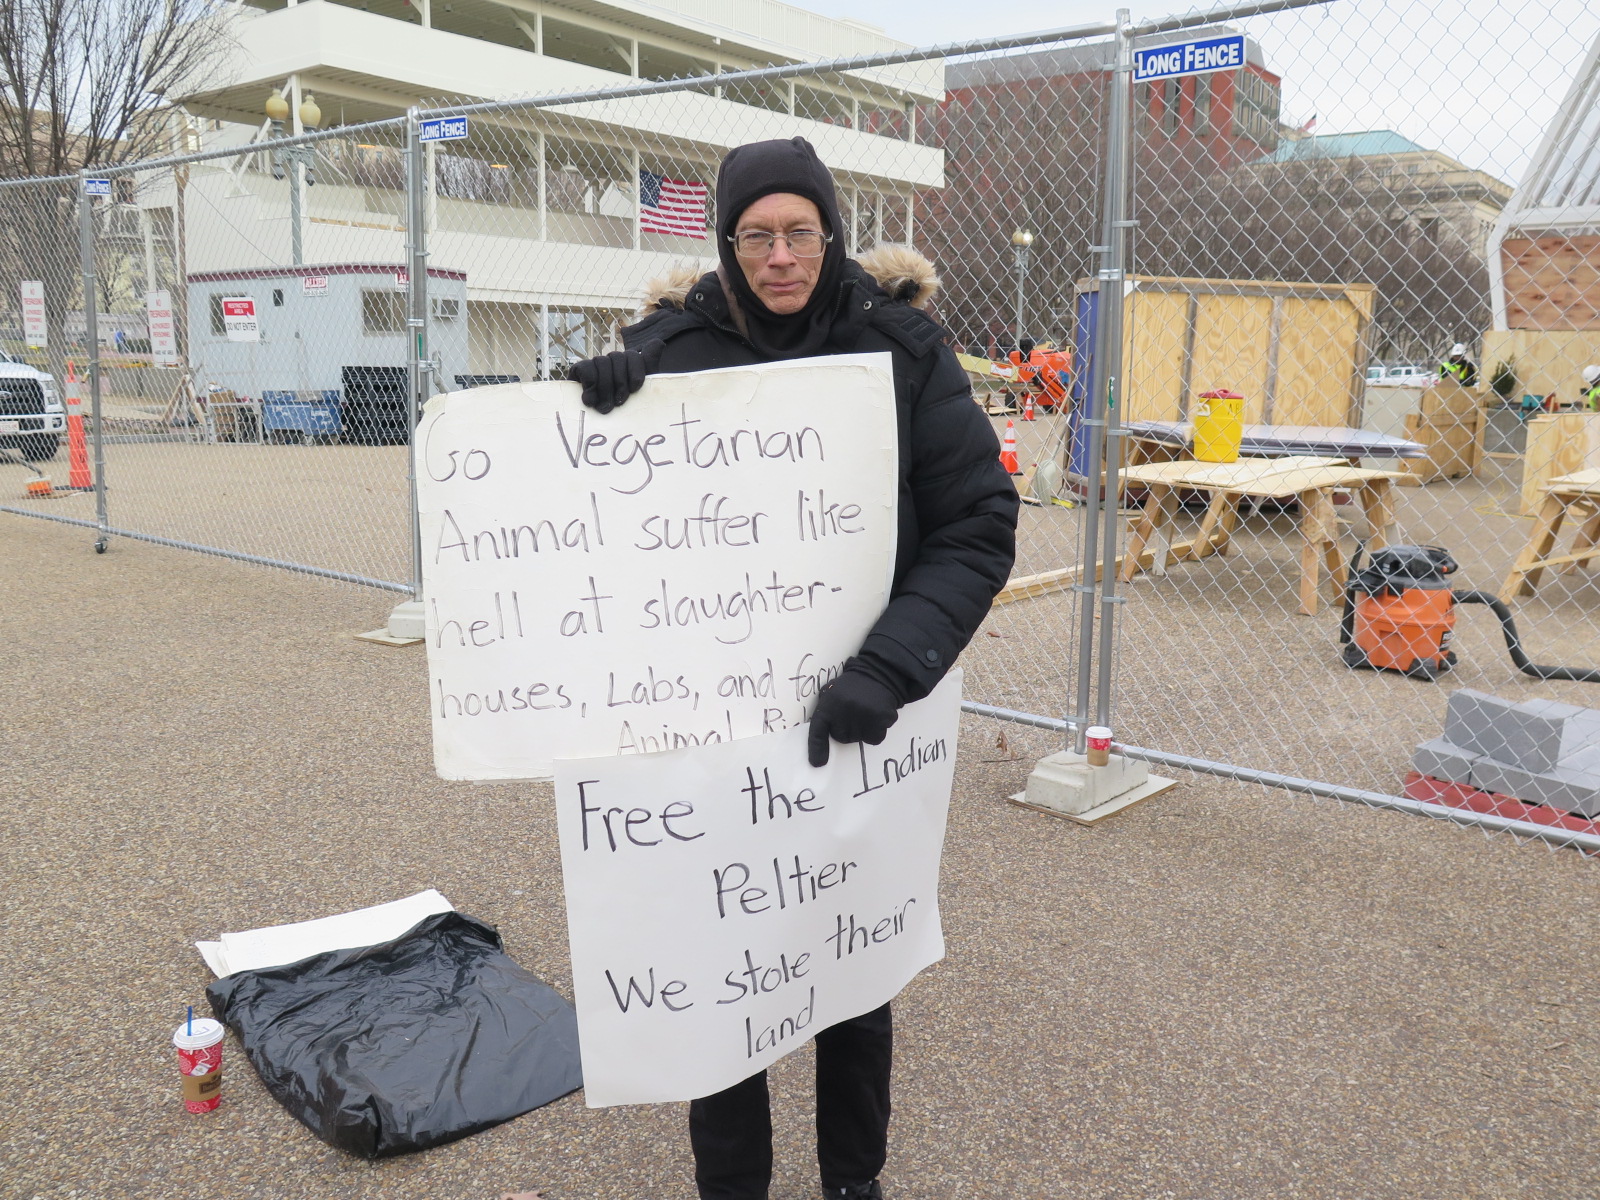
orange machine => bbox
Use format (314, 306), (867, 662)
(1339, 544), (1600, 684)
(1341, 545), (1459, 680)
(1007, 342), (1072, 411)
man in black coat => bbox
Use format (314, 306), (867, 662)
(570, 136), (1018, 1200)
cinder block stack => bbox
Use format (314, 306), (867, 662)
(1411, 688), (1600, 817)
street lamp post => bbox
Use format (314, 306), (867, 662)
(265, 89), (322, 266)
(1011, 228), (1034, 345)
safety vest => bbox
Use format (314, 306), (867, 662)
(1587, 383), (1600, 412)
(1440, 360), (1469, 382)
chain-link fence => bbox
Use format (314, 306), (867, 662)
(1096, 1), (1600, 850)
(5, 0), (1600, 849)
(1, 174), (91, 524)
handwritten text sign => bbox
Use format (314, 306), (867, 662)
(555, 671), (959, 1107)
(417, 355), (898, 780)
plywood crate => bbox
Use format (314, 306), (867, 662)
(1074, 275), (1377, 428)
(1418, 379), (1482, 419)
(1520, 412), (1600, 513)
(1395, 380), (1487, 485)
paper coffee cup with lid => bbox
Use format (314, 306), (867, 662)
(173, 1016), (225, 1114)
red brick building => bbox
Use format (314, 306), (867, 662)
(915, 27), (1283, 349)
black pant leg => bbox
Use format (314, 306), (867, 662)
(815, 1001), (893, 1190)
(689, 1069), (773, 1200)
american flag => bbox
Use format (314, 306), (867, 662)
(639, 169), (708, 239)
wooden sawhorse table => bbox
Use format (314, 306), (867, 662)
(1117, 456), (1400, 616)
(1502, 469), (1600, 600)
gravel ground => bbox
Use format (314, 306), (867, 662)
(3, 512), (1598, 1200)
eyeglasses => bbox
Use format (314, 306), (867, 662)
(728, 229), (833, 258)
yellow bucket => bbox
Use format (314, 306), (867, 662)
(1192, 390), (1245, 463)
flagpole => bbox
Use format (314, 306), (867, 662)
(632, 149), (642, 251)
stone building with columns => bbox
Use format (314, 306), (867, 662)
(135, 0), (942, 381)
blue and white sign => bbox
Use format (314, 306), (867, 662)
(1133, 34), (1247, 82)
(419, 116), (469, 143)
(83, 178), (112, 197)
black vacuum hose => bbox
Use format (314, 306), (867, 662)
(1452, 590), (1600, 683)
(1338, 543), (1364, 647)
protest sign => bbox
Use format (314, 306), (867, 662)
(417, 354), (898, 781)
(555, 671), (959, 1107)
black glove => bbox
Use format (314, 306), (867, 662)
(807, 664), (902, 768)
(568, 341), (663, 414)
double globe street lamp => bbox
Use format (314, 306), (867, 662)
(264, 89), (322, 266)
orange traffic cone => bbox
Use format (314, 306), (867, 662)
(1022, 392), (1036, 421)
(65, 360), (92, 490)
(1000, 420), (1020, 474)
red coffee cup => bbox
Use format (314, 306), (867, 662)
(173, 1018), (225, 1113)
(1085, 726), (1113, 767)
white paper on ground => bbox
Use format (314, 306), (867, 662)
(195, 889), (456, 977)
(417, 354), (898, 781)
(555, 671), (960, 1107)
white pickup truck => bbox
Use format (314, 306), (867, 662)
(0, 349), (64, 461)
(1366, 364), (1434, 387)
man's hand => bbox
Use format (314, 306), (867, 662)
(568, 342), (663, 414)
(807, 668), (901, 768)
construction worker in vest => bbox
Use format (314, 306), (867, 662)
(1583, 364), (1600, 412)
(1439, 342), (1478, 386)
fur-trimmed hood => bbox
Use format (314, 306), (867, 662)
(636, 244), (940, 317)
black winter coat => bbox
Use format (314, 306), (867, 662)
(620, 258), (1019, 704)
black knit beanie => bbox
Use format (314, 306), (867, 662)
(714, 137), (849, 359)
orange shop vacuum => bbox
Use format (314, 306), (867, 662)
(1338, 544), (1600, 683)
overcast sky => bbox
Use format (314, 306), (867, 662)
(829, 0), (1599, 186)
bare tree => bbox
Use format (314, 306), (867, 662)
(0, 0), (231, 368)
(1135, 148), (1490, 364)
(914, 81), (1488, 370)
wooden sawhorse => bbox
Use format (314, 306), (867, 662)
(1502, 469), (1600, 600)
(1118, 456), (1399, 616)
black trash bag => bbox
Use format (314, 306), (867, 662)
(207, 910), (582, 1158)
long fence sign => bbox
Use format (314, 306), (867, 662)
(555, 671), (959, 1107)
(1132, 33), (1247, 81)
(416, 354), (898, 780)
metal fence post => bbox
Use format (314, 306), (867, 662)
(1071, 8), (1136, 753)
(77, 173), (108, 553)
(385, 109), (430, 639)
(1093, 11), (1137, 731)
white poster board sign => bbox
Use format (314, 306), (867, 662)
(417, 355), (898, 780)
(145, 290), (178, 366)
(555, 671), (959, 1107)
(20, 281), (47, 348)
(221, 297), (259, 342)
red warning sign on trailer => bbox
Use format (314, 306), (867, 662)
(221, 297), (259, 342)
